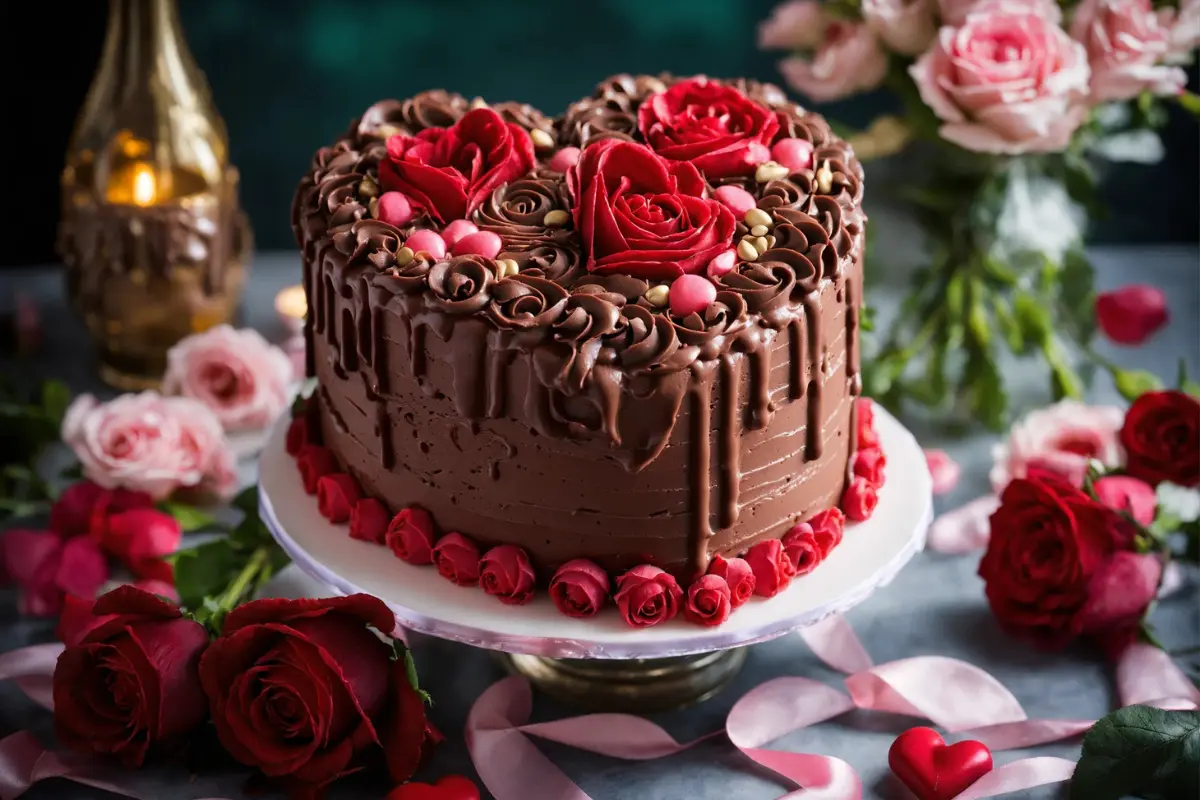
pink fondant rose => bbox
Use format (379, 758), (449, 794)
(1070, 0), (1187, 101)
(614, 565), (683, 627)
(386, 507), (437, 565)
(479, 545), (536, 605)
(910, 5), (1091, 154)
(706, 554), (756, 607)
(777, 18), (889, 103)
(862, 0), (938, 55)
(549, 559), (610, 618)
(637, 78), (779, 179)
(380, 108), (536, 223)
(684, 575), (732, 627)
(162, 325), (294, 432)
(990, 399), (1125, 491)
(432, 532), (481, 586)
(567, 140), (736, 280)
(744, 539), (795, 598)
(63, 392), (236, 501)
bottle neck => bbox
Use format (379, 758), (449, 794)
(100, 0), (194, 101)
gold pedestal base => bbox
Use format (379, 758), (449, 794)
(497, 648), (747, 712)
(99, 356), (166, 392)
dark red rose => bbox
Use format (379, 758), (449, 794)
(744, 539), (795, 598)
(53, 586), (209, 767)
(683, 574), (732, 627)
(200, 595), (438, 789)
(852, 446), (887, 487)
(566, 139), (736, 279)
(97, 509), (182, 583)
(808, 508), (845, 557)
(979, 475), (1130, 649)
(386, 775), (480, 800)
(50, 480), (153, 539)
(379, 107), (536, 223)
(856, 398), (879, 450)
(386, 507), (437, 565)
(350, 498), (391, 544)
(637, 78), (779, 179)
(286, 417), (309, 457)
(781, 523), (822, 575)
(614, 565), (683, 627)
(297, 445), (337, 495)
(479, 544), (536, 605)
(1095, 285), (1168, 346)
(842, 477), (878, 521)
(706, 554), (755, 607)
(548, 558), (610, 618)
(317, 473), (361, 523)
(432, 532), (481, 586)
(1120, 390), (1200, 487)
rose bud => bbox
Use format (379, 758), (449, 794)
(350, 497), (392, 544)
(98, 508), (183, 582)
(808, 507), (846, 557)
(432, 532), (482, 586)
(683, 574), (733, 627)
(744, 538), (796, 597)
(842, 477), (879, 521)
(386, 506), (437, 565)
(1095, 285), (1168, 346)
(53, 586), (209, 766)
(781, 523), (822, 576)
(1092, 475), (1157, 526)
(317, 473), (362, 523)
(479, 544), (536, 605)
(548, 559), (610, 618)
(706, 554), (755, 607)
(614, 565), (683, 627)
(297, 445), (337, 495)
(49, 480), (152, 539)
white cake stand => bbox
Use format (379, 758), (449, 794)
(258, 404), (932, 709)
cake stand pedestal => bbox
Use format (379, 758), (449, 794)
(258, 405), (932, 711)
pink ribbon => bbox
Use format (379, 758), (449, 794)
(927, 494), (1000, 554)
(0, 644), (61, 711)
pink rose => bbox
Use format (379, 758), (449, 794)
(49, 480), (153, 539)
(683, 575), (732, 627)
(432, 532), (481, 586)
(863, 0), (938, 54)
(479, 545), (536, 605)
(1095, 284), (1169, 346)
(910, 5), (1091, 154)
(1093, 476), (1157, 526)
(1070, 0), (1187, 101)
(1167, 0), (1200, 61)
(614, 565), (683, 628)
(1, 530), (108, 617)
(62, 392), (237, 501)
(549, 559), (610, 618)
(938, 0), (1062, 25)
(1077, 551), (1162, 656)
(744, 539), (796, 598)
(781, 523), (823, 575)
(163, 325), (294, 432)
(98, 509), (183, 583)
(925, 449), (962, 495)
(779, 19), (889, 102)
(990, 400), (1125, 491)
(758, 0), (826, 50)
(386, 507), (437, 565)
(706, 554), (756, 607)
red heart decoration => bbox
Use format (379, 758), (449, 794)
(385, 775), (480, 800)
(888, 727), (993, 800)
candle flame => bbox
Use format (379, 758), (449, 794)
(132, 164), (157, 206)
(275, 285), (307, 320)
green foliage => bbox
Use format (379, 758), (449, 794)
(1071, 706), (1200, 800)
(0, 379), (73, 520)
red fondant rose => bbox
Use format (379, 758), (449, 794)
(744, 538), (795, 598)
(852, 446), (887, 487)
(285, 417), (309, 456)
(567, 139), (736, 279)
(548, 559), (610, 618)
(842, 477), (879, 521)
(50, 480), (152, 539)
(706, 554), (756, 607)
(1120, 390), (1200, 487)
(297, 444), (336, 495)
(317, 473), (361, 523)
(781, 523), (822, 575)
(614, 564), (683, 627)
(53, 586), (209, 767)
(351, 497), (391, 543)
(683, 574), (733, 627)
(808, 507), (846, 557)
(200, 595), (438, 789)
(380, 107), (536, 223)
(856, 398), (879, 450)
(479, 544), (536, 605)
(432, 532), (481, 586)
(386, 506), (437, 565)
(638, 78), (779, 179)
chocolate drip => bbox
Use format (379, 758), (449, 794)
(803, 291), (824, 461)
(449, 318), (490, 418)
(486, 338), (511, 418)
(688, 361), (717, 580)
(788, 316), (807, 401)
(718, 355), (741, 530)
(746, 339), (774, 430)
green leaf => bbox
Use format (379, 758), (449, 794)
(39, 380), (72, 425)
(1059, 249), (1097, 345)
(291, 392), (308, 418)
(1177, 91), (1200, 118)
(158, 501), (216, 533)
(1178, 358), (1200, 398)
(1071, 706), (1200, 800)
(170, 539), (245, 610)
(232, 485), (258, 519)
(1114, 369), (1164, 402)
(1014, 291), (1053, 346)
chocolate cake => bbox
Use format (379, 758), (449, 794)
(291, 75), (872, 616)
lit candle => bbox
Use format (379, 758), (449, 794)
(275, 284), (307, 337)
(131, 163), (157, 206)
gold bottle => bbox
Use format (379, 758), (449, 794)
(58, 0), (251, 390)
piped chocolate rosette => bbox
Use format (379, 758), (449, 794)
(291, 76), (877, 628)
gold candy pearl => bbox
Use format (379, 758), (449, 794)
(368, 197), (380, 218)
(359, 177), (380, 198)
(743, 208), (773, 229)
(643, 77), (668, 94)
(765, 235), (777, 250)
(755, 161), (789, 183)
(749, 224), (769, 237)
(736, 239), (759, 262)
(644, 284), (670, 307)
(530, 129), (555, 150)
(496, 258), (521, 279)
(396, 247), (415, 267)
(470, 96), (488, 110)
(752, 236), (769, 255)
(376, 123), (402, 139)
(543, 209), (571, 228)
(816, 163), (834, 194)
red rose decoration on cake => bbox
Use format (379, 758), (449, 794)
(614, 564), (683, 627)
(856, 398), (879, 450)
(350, 498), (391, 543)
(567, 139), (736, 279)
(852, 447), (887, 487)
(479, 544), (536, 605)
(638, 78), (779, 179)
(1119, 390), (1200, 487)
(808, 508), (846, 556)
(548, 559), (610, 618)
(684, 574), (732, 627)
(781, 523), (822, 575)
(744, 538), (796, 598)
(286, 417), (309, 456)
(380, 107), (536, 223)
(432, 532), (482, 586)
(317, 473), (361, 523)
(706, 554), (755, 607)
(842, 477), (879, 521)
(386, 506), (437, 565)
(297, 445), (336, 495)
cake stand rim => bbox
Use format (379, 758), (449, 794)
(258, 403), (932, 659)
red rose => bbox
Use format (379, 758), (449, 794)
(637, 78), (779, 179)
(386, 507), (438, 565)
(548, 558), (610, 618)
(285, 417), (309, 456)
(53, 586), (209, 766)
(1095, 285), (1168, 346)
(1076, 551), (1163, 658)
(744, 539), (795, 598)
(781, 523), (822, 575)
(479, 544), (536, 605)
(0, 529), (108, 617)
(856, 398), (879, 450)
(842, 477), (878, 521)
(350, 497), (392, 543)
(199, 595), (438, 789)
(614, 565), (683, 627)
(1092, 475), (1157, 526)
(50, 480), (153, 539)
(98, 509), (182, 583)
(706, 554), (755, 607)
(387, 775), (480, 800)
(317, 473), (361, 523)
(979, 476), (1129, 649)
(432, 532), (481, 586)
(808, 508), (845, 557)
(379, 107), (536, 223)
(1120, 390), (1200, 487)
(297, 445), (337, 495)
(852, 447), (887, 487)
(567, 139), (736, 279)
(683, 574), (733, 626)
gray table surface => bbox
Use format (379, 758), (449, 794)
(1, 247), (1197, 800)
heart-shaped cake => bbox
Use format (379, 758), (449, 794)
(290, 74), (874, 627)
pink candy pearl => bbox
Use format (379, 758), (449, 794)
(706, 249), (737, 279)
(670, 274), (718, 317)
(441, 219), (479, 248)
(771, 138), (814, 173)
(745, 142), (771, 166)
(376, 191), (414, 228)
(405, 229), (447, 260)
(713, 185), (757, 215)
(452, 230), (503, 259)
(549, 146), (581, 173)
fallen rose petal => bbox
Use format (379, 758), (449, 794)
(924, 449), (960, 495)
